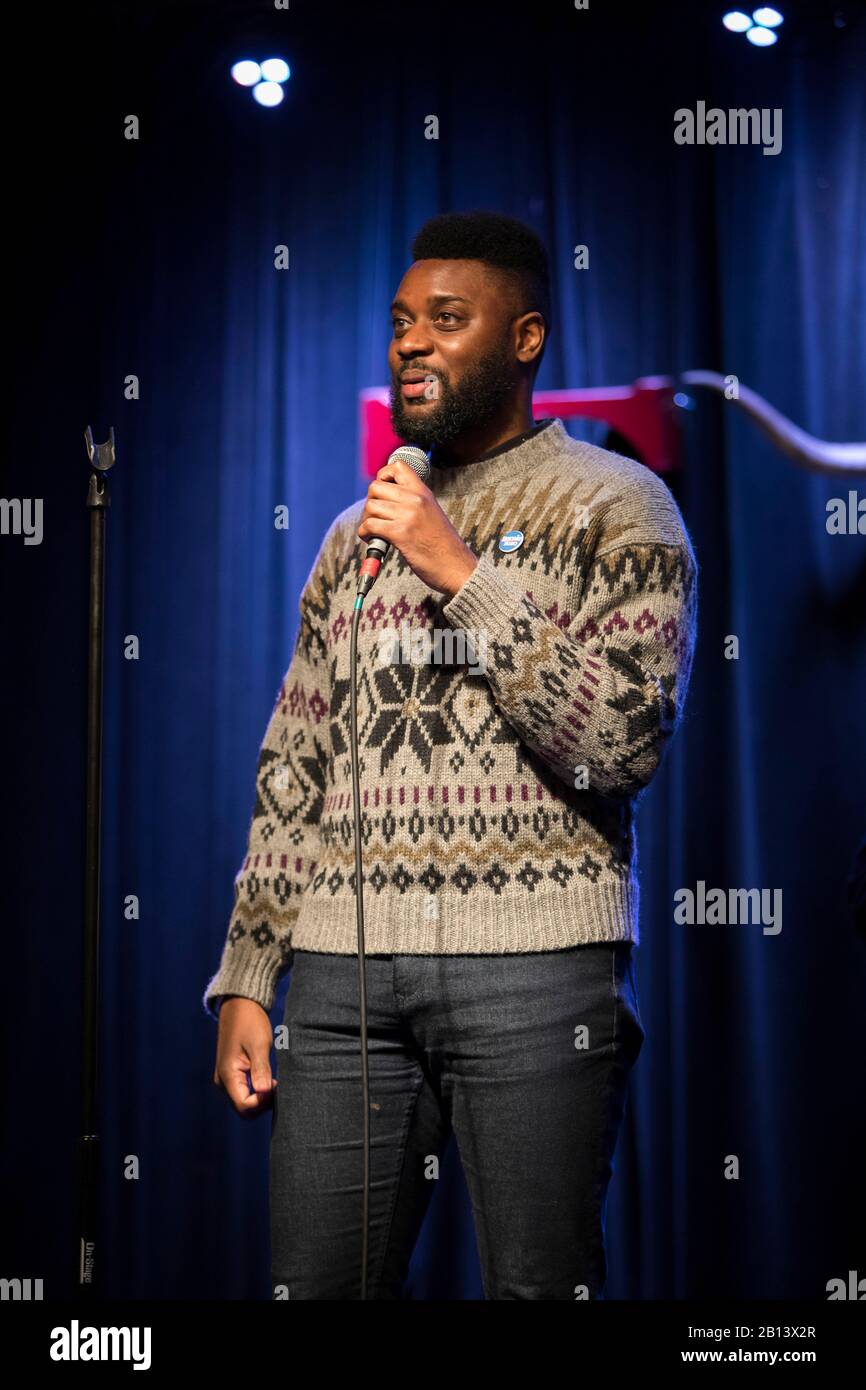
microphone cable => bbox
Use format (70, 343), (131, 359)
(350, 444), (430, 1299)
(348, 594), (372, 1300)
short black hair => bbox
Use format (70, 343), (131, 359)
(410, 210), (552, 373)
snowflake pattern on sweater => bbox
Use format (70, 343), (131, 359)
(204, 418), (697, 1016)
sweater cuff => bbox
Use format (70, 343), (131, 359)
(202, 947), (289, 1021)
(442, 552), (526, 641)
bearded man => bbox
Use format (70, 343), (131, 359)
(205, 210), (698, 1300)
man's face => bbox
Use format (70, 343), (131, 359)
(388, 259), (520, 450)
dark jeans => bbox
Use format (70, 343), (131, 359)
(270, 942), (644, 1300)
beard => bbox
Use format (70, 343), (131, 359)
(389, 343), (517, 453)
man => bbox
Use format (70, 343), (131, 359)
(205, 211), (697, 1300)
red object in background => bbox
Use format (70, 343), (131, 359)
(361, 376), (681, 480)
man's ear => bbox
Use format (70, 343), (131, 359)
(514, 310), (545, 371)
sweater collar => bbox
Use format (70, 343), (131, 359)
(427, 417), (566, 500)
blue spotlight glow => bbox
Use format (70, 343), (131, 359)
(752, 7), (783, 25)
(746, 24), (778, 45)
(722, 10), (753, 30)
(253, 80), (285, 107)
(260, 57), (290, 84)
(231, 59), (261, 87)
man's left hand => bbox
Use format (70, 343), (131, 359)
(357, 459), (478, 599)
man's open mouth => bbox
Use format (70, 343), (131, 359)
(400, 372), (437, 401)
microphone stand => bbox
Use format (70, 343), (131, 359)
(79, 425), (116, 1292)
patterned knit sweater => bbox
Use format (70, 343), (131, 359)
(203, 417), (697, 1018)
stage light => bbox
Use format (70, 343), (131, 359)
(746, 24), (778, 45)
(260, 57), (290, 84)
(231, 60), (261, 87)
(252, 80), (285, 107)
(722, 10), (753, 31)
(752, 7), (783, 25)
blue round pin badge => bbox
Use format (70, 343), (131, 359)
(498, 529), (524, 553)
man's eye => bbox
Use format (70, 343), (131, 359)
(437, 312), (460, 324)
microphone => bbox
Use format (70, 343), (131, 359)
(357, 445), (431, 596)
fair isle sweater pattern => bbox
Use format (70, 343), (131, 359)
(203, 418), (697, 1017)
